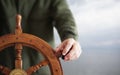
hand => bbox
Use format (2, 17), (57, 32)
(55, 38), (82, 61)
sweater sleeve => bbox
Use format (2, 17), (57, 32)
(51, 0), (78, 41)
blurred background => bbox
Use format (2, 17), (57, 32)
(54, 0), (120, 75)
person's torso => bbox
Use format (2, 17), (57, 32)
(0, 0), (55, 75)
(0, 0), (55, 46)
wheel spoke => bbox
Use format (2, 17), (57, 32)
(26, 60), (49, 75)
(15, 44), (23, 69)
(0, 65), (11, 75)
(14, 14), (23, 69)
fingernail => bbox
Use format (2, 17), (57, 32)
(62, 53), (66, 56)
(64, 57), (69, 61)
(62, 51), (67, 55)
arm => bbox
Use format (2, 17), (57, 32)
(51, 0), (82, 61)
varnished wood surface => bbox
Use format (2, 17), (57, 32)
(0, 15), (63, 75)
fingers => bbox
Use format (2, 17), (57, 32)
(64, 42), (82, 61)
(55, 38), (82, 61)
(62, 38), (75, 55)
(55, 38), (74, 55)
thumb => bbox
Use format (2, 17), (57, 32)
(55, 43), (64, 52)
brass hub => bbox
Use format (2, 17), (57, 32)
(9, 69), (27, 75)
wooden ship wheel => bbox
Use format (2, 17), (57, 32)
(0, 14), (63, 75)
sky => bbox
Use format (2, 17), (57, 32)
(54, 0), (120, 75)
(67, 0), (120, 50)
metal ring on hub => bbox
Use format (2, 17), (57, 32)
(10, 69), (27, 75)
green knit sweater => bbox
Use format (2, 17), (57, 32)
(0, 0), (78, 75)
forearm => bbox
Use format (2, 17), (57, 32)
(51, 0), (78, 41)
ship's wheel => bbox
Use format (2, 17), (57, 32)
(0, 15), (63, 75)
